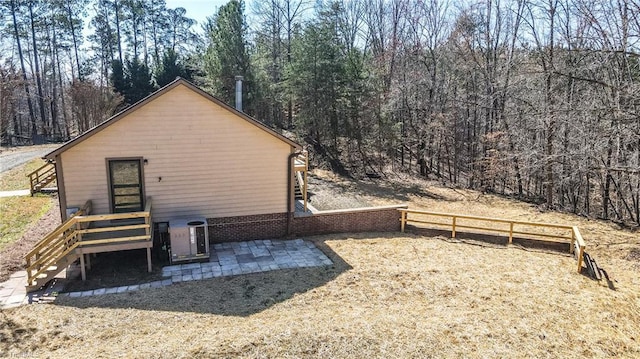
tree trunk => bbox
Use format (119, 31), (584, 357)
(49, 16), (59, 139)
(28, 1), (48, 142)
(10, 0), (38, 143)
(114, 0), (123, 64)
(66, 0), (82, 79)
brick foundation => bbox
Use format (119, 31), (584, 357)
(206, 205), (406, 242)
(207, 213), (288, 242)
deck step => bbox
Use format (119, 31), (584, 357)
(28, 163), (57, 195)
(26, 254), (78, 293)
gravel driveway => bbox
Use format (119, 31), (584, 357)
(0, 146), (57, 173)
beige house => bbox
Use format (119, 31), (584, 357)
(26, 78), (401, 290)
(45, 78), (304, 240)
(25, 79), (312, 289)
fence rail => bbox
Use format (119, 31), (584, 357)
(399, 209), (587, 273)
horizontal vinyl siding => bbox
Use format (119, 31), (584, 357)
(61, 84), (292, 222)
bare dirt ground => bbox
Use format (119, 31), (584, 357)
(1, 169), (639, 358)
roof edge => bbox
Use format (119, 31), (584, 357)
(45, 77), (301, 159)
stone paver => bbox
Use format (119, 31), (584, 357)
(157, 238), (332, 284)
(0, 238), (333, 306)
(0, 268), (73, 309)
(93, 288), (106, 295)
(105, 287), (119, 294)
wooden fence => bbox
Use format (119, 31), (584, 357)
(398, 209), (587, 273)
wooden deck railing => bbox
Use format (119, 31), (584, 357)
(25, 200), (92, 287)
(293, 150), (308, 171)
(399, 209), (587, 273)
(294, 151), (309, 212)
(28, 161), (56, 195)
(25, 198), (152, 287)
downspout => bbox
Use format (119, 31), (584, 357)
(287, 150), (303, 235)
(52, 155), (67, 222)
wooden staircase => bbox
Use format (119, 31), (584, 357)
(295, 172), (305, 200)
(28, 161), (56, 195)
(24, 200), (92, 292)
(294, 151), (309, 212)
(28, 255), (80, 292)
(25, 198), (154, 292)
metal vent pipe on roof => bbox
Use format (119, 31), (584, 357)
(235, 75), (243, 111)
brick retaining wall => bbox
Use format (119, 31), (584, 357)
(291, 205), (407, 236)
(206, 205), (406, 242)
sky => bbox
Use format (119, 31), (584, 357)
(165, 0), (230, 27)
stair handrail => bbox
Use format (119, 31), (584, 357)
(294, 151), (309, 212)
(25, 200), (92, 286)
(28, 161), (56, 195)
(296, 170), (305, 188)
(26, 234), (83, 286)
(25, 200), (92, 259)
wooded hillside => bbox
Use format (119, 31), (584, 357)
(2, 0), (640, 225)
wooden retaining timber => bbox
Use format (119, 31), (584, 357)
(28, 161), (57, 195)
(24, 198), (153, 292)
(399, 209), (589, 274)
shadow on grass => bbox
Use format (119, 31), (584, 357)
(0, 311), (38, 346)
(346, 180), (447, 203)
(408, 226), (571, 253)
(54, 239), (352, 317)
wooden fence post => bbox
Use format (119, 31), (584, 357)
(401, 211), (406, 233)
(452, 216), (456, 238)
(577, 246), (585, 273)
(509, 222), (514, 244)
(570, 228), (575, 254)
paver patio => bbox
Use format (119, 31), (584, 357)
(0, 238), (333, 307)
(162, 238), (333, 281)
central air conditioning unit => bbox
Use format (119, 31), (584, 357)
(168, 217), (209, 264)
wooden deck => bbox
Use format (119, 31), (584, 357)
(25, 198), (153, 290)
(77, 226), (153, 281)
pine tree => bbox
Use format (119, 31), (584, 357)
(155, 48), (189, 87)
(110, 59), (128, 100)
(203, 0), (255, 113)
(124, 57), (155, 103)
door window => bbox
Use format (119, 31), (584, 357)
(108, 159), (144, 213)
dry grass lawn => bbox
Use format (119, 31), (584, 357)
(0, 158), (55, 191)
(0, 196), (52, 252)
(1, 170), (639, 358)
(0, 155), (59, 280)
(0, 156), (56, 251)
